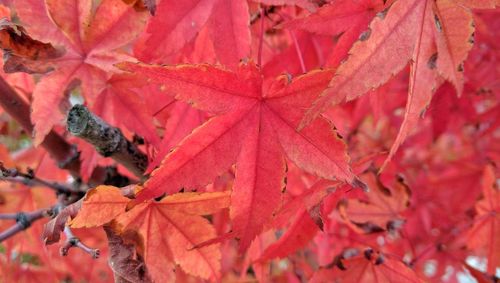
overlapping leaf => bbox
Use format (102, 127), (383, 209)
(283, 0), (386, 68)
(301, 0), (483, 168)
(0, 19), (63, 73)
(71, 186), (231, 281)
(70, 186), (130, 228)
(310, 249), (423, 283)
(13, 0), (147, 145)
(339, 173), (410, 233)
(134, 0), (250, 68)
(119, 61), (363, 249)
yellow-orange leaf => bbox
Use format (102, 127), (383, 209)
(70, 185), (130, 228)
(161, 191), (231, 215)
(114, 196), (227, 281)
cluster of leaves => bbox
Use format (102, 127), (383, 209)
(0, 0), (498, 282)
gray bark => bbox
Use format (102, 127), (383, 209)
(67, 105), (147, 178)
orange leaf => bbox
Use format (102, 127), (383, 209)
(113, 193), (229, 281)
(70, 185), (130, 228)
(161, 191), (231, 215)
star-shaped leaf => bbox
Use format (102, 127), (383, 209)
(119, 61), (364, 249)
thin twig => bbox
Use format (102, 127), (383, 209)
(0, 212), (20, 220)
(0, 176), (74, 193)
(0, 208), (51, 242)
(60, 226), (100, 259)
(0, 163), (74, 193)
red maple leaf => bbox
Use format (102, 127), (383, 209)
(14, 0), (147, 145)
(300, 0), (490, 169)
(119, 61), (365, 249)
(283, 0), (386, 68)
(339, 173), (410, 233)
(310, 248), (423, 283)
(134, 0), (251, 68)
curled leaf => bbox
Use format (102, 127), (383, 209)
(0, 18), (63, 74)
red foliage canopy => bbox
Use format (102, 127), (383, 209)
(0, 0), (498, 282)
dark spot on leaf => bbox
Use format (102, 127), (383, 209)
(317, 0), (328, 7)
(387, 219), (405, 232)
(154, 192), (166, 201)
(246, 266), (256, 276)
(376, 7), (389, 19)
(419, 108), (427, 119)
(144, 0), (156, 15)
(469, 33), (475, 44)
(396, 174), (404, 183)
(359, 28), (372, 41)
(377, 183), (391, 196)
(374, 254), (384, 265)
(352, 178), (369, 192)
(333, 255), (347, 270)
(354, 221), (385, 233)
(436, 243), (446, 251)
(282, 175), (287, 193)
(457, 64), (464, 72)
(132, 134), (144, 145)
(308, 204), (324, 230)
(332, 32), (343, 43)
(434, 15), (442, 32)
(427, 53), (438, 69)
(364, 248), (374, 260)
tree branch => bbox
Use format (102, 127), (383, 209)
(0, 208), (51, 242)
(67, 104), (147, 178)
(60, 226), (100, 258)
(0, 77), (81, 176)
(0, 76), (131, 187)
(0, 162), (75, 193)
